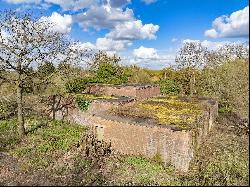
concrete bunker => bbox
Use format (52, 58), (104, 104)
(50, 84), (218, 172)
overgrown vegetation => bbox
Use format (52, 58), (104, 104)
(1, 114), (248, 186)
(65, 78), (91, 94)
(76, 97), (92, 111)
(111, 96), (203, 130)
(180, 113), (249, 186)
(196, 59), (249, 119)
(0, 9), (249, 186)
(158, 79), (180, 95)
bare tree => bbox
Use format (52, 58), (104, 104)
(207, 43), (249, 67)
(175, 41), (209, 96)
(0, 10), (84, 135)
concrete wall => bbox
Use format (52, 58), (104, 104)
(51, 95), (218, 172)
(87, 115), (202, 172)
(84, 84), (160, 99)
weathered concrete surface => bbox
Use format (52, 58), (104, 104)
(84, 84), (160, 99)
(51, 94), (218, 172)
(86, 115), (194, 172)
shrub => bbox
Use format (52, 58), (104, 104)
(0, 95), (17, 119)
(65, 78), (90, 93)
(37, 62), (55, 78)
(158, 79), (179, 95)
(218, 106), (232, 114)
(196, 59), (249, 118)
(76, 97), (91, 111)
(95, 63), (128, 84)
(195, 152), (249, 186)
(124, 66), (153, 84)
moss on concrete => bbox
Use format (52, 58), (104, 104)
(138, 96), (203, 129)
(72, 93), (117, 101)
(110, 95), (204, 130)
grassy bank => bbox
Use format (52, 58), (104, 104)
(0, 113), (249, 186)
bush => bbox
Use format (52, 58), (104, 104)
(65, 78), (90, 93)
(95, 63), (128, 84)
(124, 66), (153, 84)
(158, 79), (179, 95)
(37, 62), (55, 78)
(196, 59), (249, 118)
(76, 97), (91, 111)
(197, 153), (249, 186)
(0, 95), (17, 119)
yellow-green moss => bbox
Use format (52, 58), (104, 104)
(72, 93), (117, 101)
(136, 96), (203, 129)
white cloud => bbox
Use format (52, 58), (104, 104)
(4, 0), (160, 54)
(96, 37), (132, 52)
(182, 39), (200, 43)
(109, 0), (131, 7)
(142, 0), (157, 5)
(40, 12), (72, 33)
(119, 47), (177, 70)
(75, 6), (134, 31)
(133, 46), (159, 59)
(123, 52), (175, 70)
(79, 42), (96, 50)
(204, 29), (218, 38)
(73, 38), (132, 53)
(205, 6), (249, 38)
(5, 0), (41, 4)
(69, 42), (96, 53)
(44, 0), (95, 11)
(106, 20), (159, 40)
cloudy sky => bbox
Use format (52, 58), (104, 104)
(0, 0), (249, 69)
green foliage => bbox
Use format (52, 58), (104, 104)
(65, 78), (90, 93)
(76, 97), (91, 111)
(0, 117), (86, 169)
(196, 153), (249, 186)
(37, 62), (55, 78)
(196, 59), (249, 118)
(123, 65), (153, 84)
(1, 113), (249, 186)
(0, 118), (20, 151)
(57, 63), (71, 71)
(89, 51), (121, 72)
(218, 106), (232, 113)
(159, 67), (200, 96)
(105, 155), (178, 186)
(180, 113), (249, 186)
(115, 156), (175, 185)
(0, 95), (17, 119)
(95, 63), (128, 84)
(158, 79), (179, 95)
(151, 152), (165, 165)
(64, 63), (128, 93)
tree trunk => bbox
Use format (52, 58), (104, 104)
(193, 72), (196, 95)
(179, 84), (184, 96)
(52, 95), (56, 120)
(190, 71), (195, 97)
(17, 72), (25, 135)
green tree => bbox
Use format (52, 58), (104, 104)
(88, 51), (121, 72)
(95, 63), (128, 84)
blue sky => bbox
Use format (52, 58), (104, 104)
(0, 0), (249, 69)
